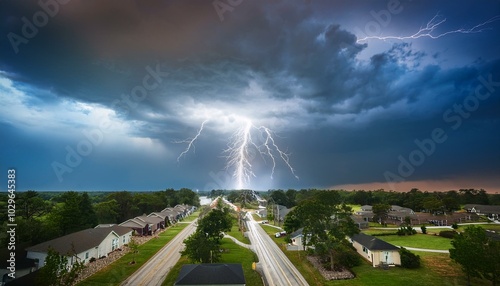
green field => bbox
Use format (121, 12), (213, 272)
(376, 234), (453, 250)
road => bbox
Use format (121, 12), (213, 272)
(121, 220), (197, 286)
(245, 213), (309, 286)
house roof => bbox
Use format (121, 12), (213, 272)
(119, 218), (148, 228)
(136, 215), (163, 225)
(26, 228), (121, 255)
(463, 204), (500, 214)
(351, 233), (399, 251)
(94, 225), (133, 236)
(174, 264), (246, 285)
(289, 228), (304, 239)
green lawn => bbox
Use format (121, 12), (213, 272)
(162, 239), (262, 286)
(376, 234), (452, 250)
(77, 222), (190, 286)
(227, 223), (251, 244)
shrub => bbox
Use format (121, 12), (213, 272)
(399, 247), (421, 269)
(89, 257), (96, 263)
(451, 223), (458, 230)
(421, 226), (427, 234)
(397, 226), (417, 236)
(439, 230), (457, 239)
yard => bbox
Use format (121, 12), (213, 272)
(375, 233), (453, 250)
(258, 223), (493, 286)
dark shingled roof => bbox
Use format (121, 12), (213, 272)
(351, 233), (399, 251)
(175, 264), (246, 285)
(25, 226), (131, 255)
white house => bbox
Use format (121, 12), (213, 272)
(349, 233), (401, 267)
(26, 225), (132, 269)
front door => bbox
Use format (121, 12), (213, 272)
(383, 251), (393, 264)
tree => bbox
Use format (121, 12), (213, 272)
(283, 209), (301, 234)
(36, 247), (85, 286)
(450, 226), (488, 285)
(291, 191), (359, 270)
(372, 203), (391, 224)
(128, 239), (139, 264)
(399, 247), (421, 268)
(108, 191), (139, 222)
(197, 208), (233, 243)
(182, 231), (220, 263)
(423, 196), (443, 215)
(94, 199), (120, 224)
(17, 190), (48, 220)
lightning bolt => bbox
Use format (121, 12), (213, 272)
(174, 119), (208, 162)
(357, 14), (500, 43)
(177, 117), (298, 189)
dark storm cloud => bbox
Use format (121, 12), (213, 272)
(1, 0), (500, 191)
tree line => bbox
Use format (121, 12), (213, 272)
(219, 188), (498, 212)
(0, 189), (200, 248)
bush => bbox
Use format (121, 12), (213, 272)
(421, 226), (427, 234)
(337, 244), (362, 269)
(451, 223), (458, 230)
(397, 226), (417, 236)
(439, 230), (457, 239)
(399, 247), (421, 269)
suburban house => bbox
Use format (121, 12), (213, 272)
(255, 209), (267, 218)
(349, 233), (401, 267)
(355, 205), (417, 225)
(351, 215), (369, 229)
(26, 225), (133, 269)
(174, 264), (246, 286)
(464, 204), (500, 221)
(149, 209), (177, 225)
(119, 218), (150, 235)
(288, 228), (313, 251)
(387, 205), (418, 224)
(271, 204), (290, 224)
(136, 215), (165, 233)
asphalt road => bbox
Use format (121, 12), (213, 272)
(120, 220), (197, 286)
(245, 213), (309, 286)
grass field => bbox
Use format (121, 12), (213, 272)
(76, 213), (199, 286)
(376, 234), (453, 250)
(226, 223), (251, 244)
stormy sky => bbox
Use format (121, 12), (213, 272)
(1, 0), (499, 192)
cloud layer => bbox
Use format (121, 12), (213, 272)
(1, 0), (499, 192)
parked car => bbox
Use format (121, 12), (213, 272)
(275, 231), (287, 238)
(261, 220), (268, 224)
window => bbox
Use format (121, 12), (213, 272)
(123, 236), (126, 243)
(85, 252), (89, 259)
(362, 246), (368, 253)
(112, 238), (118, 250)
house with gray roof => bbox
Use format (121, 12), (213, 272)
(349, 233), (401, 267)
(119, 218), (149, 235)
(464, 204), (500, 220)
(174, 264), (245, 286)
(26, 225), (132, 270)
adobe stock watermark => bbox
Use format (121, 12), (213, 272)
(51, 63), (169, 182)
(352, 0), (406, 42)
(7, 0), (72, 54)
(213, 0), (244, 22)
(383, 73), (500, 189)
